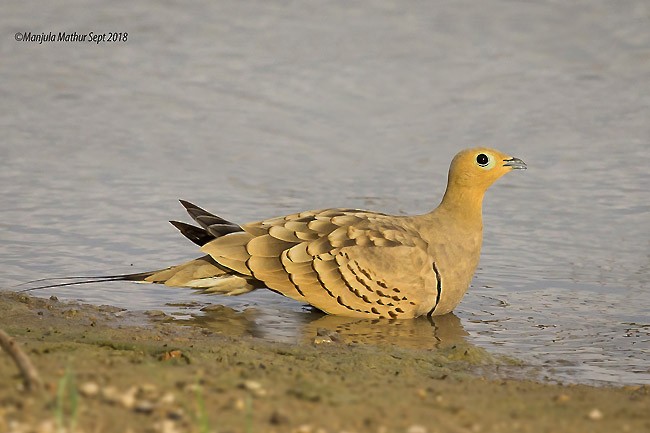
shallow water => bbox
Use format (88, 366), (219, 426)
(1, 0), (649, 385)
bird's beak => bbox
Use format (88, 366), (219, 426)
(503, 157), (527, 170)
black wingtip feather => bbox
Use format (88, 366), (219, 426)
(178, 199), (196, 210)
(169, 220), (215, 246)
(177, 199), (241, 231)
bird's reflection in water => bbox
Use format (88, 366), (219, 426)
(302, 312), (468, 349)
(181, 301), (469, 350)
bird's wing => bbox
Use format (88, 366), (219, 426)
(201, 209), (439, 318)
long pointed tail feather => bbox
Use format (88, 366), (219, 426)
(13, 270), (160, 293)
(12, 256), (257, 296)
(11, 200), (254, 296)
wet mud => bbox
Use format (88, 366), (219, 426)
(1, 291), (648, 433)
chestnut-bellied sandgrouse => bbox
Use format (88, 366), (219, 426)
(26, 148), (526, 319)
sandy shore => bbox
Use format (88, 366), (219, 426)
(0, 291), (648, 433)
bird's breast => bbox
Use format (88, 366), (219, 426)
(426, 230), (482, 315)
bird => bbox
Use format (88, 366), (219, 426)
(23, 148), (526, 319)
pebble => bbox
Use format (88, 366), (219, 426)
(78, 381), (100, 398)
(182, 383), (202, 393)
(159, 392), (176, 405)
(588, 408), (603, 421)
(313, 328), (341, 344)
(166, 407), (185, 421)
(37, 420), (56, 433)
(234, 397), (246, 411)
(313, 335), (334, 344)
(138, 383), (158, 399)
(293, 425), (314, 433)
(160, 350), (184, 361)
(152, 420), (180, 433)
(120, 387), (138, 409)
(269, 409), (289, 425)
(94, 383), (187, 417)
(134, 400), (155, 414)
(101, 386), (121, 405)
(240, 380), (267, 397)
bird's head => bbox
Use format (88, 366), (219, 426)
(447, 147), (527, 192)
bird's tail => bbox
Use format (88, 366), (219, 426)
(12, 200), (257, 296)
(14, 255), (257, 296)
(12, 270), (160, 293)
(142, 255), (257, 295)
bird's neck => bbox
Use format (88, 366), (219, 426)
(432, 184), (485, 230)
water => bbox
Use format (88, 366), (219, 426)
(1, 0), (649, 386)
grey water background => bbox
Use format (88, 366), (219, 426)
(1, 1), (648, 385)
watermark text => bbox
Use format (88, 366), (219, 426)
(15, 31), (128, 44)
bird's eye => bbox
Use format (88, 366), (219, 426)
(476, 153), (489, 166)
(475, 153), (495, 170)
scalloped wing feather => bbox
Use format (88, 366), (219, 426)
(190, 208), (440, 317)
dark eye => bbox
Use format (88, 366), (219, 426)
(476, 153), (489, 166)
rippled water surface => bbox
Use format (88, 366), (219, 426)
(1, 0), (649, 385)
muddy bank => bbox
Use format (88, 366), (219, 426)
(0, 291), (648, 433)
